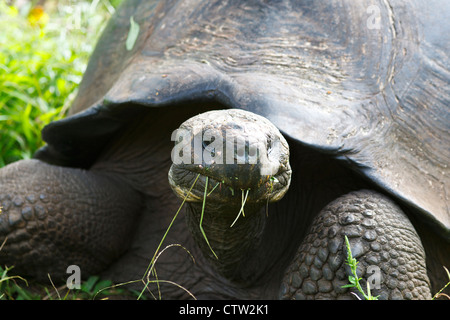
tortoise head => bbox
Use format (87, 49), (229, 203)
(168, 109), (291, 280)
(169, 109), (291, 204)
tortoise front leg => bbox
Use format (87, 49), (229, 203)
(280, 190), (432, 300)
(0, 159), (142, 282)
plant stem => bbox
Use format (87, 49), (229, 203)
(342, 235), (379, 300)
(432, 266), (450, 300)
(230, 188), (250, 228)
(138, 173), (201, 299)
(199, 176), (218, 259)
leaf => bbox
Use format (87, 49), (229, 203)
(341, 284), (355, 289)
(81, 276), (100, 293)
(342, 235), (379, 300)
(126, 16), (140, 51)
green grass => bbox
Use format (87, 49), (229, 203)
(0, 0), (122, 167)
(342, 235), (379, 300)
(0, 265), (32, 300)
(343, 235), (450, 300)
(432, 266), (450, 300)
(0, 0), (132, 300)
(0, 266), (127, 300)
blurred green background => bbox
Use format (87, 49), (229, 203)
(0, 0), (124, 167)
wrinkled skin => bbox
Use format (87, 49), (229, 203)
(169, 110), (292, 282)
(0, 0), (449, 299)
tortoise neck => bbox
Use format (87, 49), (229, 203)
(186, 199), (267, 284)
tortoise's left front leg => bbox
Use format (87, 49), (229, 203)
(0, 159), (142, 282)
(279, 190), (432, 300)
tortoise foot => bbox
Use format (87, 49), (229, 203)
(280, 190), (432, 300)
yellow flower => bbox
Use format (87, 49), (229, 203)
(27, 6), (49, 28)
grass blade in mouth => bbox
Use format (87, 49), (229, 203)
(140, 173), (201, 299)
(200, 176), (219, 259)
(207, 181), (221, 197)
(230, 189), (250, 228)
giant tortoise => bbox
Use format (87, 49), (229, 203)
(0, 0), (449, 300)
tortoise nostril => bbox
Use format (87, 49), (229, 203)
(234, 142), (249, 164)
(267, 139), (272, 150)
(202, 140), (216, 157)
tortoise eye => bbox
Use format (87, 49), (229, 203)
(267, 139), (272, 151)
(203, 140), (215, 156)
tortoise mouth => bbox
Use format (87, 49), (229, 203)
(168, 163), (291, 205)
(168, 108), (291, 207)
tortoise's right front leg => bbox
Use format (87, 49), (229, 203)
(280, 190), (432, 300)
(0, 159), (142, 282)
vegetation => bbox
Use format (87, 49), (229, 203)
(342, 235), (379, 300)
(0, 0), (122, 167)
(432, 266), (450, 300)
(0, 0), (127, 300)
(0, 264), (125, 300)
(343, 235), (450, 300)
